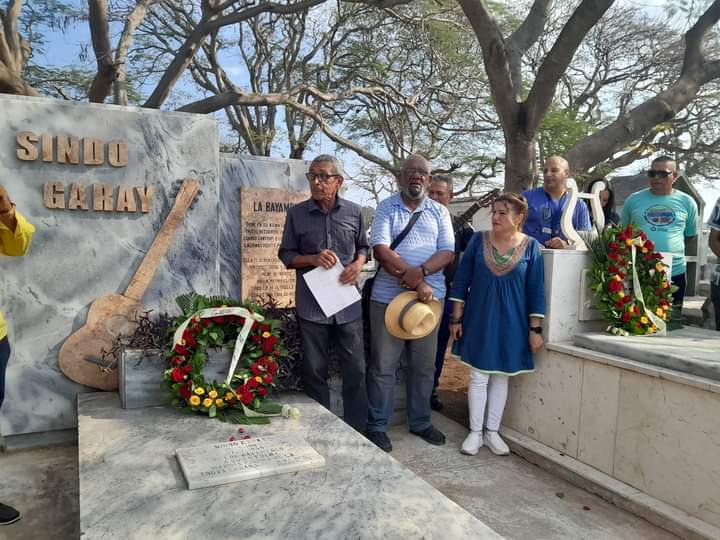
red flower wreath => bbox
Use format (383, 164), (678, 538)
(163, 295), (288, 423)
(588, 224), (676, 336)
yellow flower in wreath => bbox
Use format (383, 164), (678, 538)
(613, 274), (622, 281)
(662, 304), (669, 310)
(262, 331), (271, 338)
(215, 398), (224, 407)
(202, 398), (213, 408)
(225, 392), (234, 401)
(255, 376), (263, 383)
(656, 308), (664, 316)
(194, 387), (205, 395)
(640, 316), (648, 324)
(625, 238), (633, 246)
(208, 390), (218, 399)
(663, 282), (669, 289)
(655, 262), (664, 272)
(189, 395), (201, 406)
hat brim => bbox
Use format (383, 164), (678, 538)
(385, 291), (443, 340)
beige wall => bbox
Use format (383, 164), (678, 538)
(503, 345), (720, 528)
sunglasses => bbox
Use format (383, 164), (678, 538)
(647, 170), (673, 179)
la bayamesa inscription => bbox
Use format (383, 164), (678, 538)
(15, 131), (155, 213)
(240, 187), (308, 305)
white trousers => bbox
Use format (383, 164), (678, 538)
(468, 368), (509, 432)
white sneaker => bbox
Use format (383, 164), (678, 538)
(460, 431), (483, 455)
(483, 430), (510, 456)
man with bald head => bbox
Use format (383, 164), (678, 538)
(365, 154), (455, 452)
(522, 156), (591, 248)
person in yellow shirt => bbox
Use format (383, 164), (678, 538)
(0, 184), (34, 527)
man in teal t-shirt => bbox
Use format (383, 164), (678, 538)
(621, 156), (698, 309)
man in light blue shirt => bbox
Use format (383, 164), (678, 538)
(365, 154), (455, 452)
(522, 155), (591, 248)
(621, 156), (698, 310)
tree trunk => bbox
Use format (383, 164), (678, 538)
(504, 133), (535, 193)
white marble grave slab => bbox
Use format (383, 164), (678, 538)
(176, 435), (325, 489)
(78, 392), (503, 539)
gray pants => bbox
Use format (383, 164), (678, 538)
(298, 317), (367, 432)
(366, 300), (438, 433)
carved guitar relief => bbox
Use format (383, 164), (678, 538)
(560, 178), (605, 250)
(58, 178), (200, 391)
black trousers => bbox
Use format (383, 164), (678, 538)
(711, 281), (720, 331)
(0, 336), (10, 410)
(298, 317), (367, 433)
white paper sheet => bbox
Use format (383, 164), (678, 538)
(302, 261), (362, 318)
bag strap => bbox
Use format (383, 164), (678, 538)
(390, 211), (422, 250)
(370, 211), (423, 280)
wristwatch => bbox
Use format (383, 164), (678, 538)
(421, 264), (431, 277)
(530, 326), (543, 335)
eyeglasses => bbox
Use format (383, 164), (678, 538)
(306, 172), (340, 184)
(402, 168), (431, 178)
(647, 170), (673, 179)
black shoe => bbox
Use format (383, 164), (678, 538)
(365, 430), (392, 452)
(410, 425), (446, 446)
(430, 392), (444, 411)
(0, 503), (20, 526)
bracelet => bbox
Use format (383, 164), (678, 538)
(449, 316), (462, 324)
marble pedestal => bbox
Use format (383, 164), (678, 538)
(120, 348), (234, 409)
(573, 328), (720, 382)
(77, 392), (502, 539)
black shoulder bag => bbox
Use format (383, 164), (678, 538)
(361, 211), (423, 330)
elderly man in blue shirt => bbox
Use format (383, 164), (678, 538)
(365, 154), (455, 452)
(522, 155), (591, 248)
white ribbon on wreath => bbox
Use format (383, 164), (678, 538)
(629, 239), (667, 337)
(172, 306), (265, 386)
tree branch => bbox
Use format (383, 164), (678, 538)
(566, 0), (720, 171)
(525, 0), (614, 134)
(177, 89), (398, 173)
(114, 0), (157, 105)
(457, 0), (517, 131)
(87, 0), (116, 103)
(506, 0), (551, 95)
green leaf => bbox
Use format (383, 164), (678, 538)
(209, 404), (217, 418)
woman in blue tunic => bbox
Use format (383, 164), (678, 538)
(449, 193), (545, 456)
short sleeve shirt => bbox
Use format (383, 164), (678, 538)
(278, 196), (369, 324)
(369, 194), (454, 303)
(521, 187), (592, 245)
(621, 188), (698, 277)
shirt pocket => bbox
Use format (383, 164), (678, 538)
(333, 224), (358, 264)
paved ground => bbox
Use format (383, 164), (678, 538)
(0, 356), (677, 539)
(0, 443), (78, 540)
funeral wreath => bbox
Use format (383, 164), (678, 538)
(587, 224), (675, 336)
(163, 293), (299, 424)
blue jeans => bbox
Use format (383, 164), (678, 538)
(0, 336), (10, 410)
(367, 301), (438, 433)
(433, 299), (452, 389)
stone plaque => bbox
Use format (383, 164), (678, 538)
(240, 187), (308, 305)
(176, 435), (326, 490)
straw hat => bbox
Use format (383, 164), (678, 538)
(385, 291), (443, 340)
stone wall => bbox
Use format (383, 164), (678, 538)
(0, 95), (307, 438)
